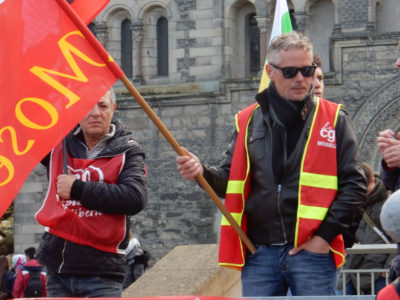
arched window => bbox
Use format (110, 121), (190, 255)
(121, 19), (133, 78)
(248, 13), (260, 74)
(157, 17), (168, 76)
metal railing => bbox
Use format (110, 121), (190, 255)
(339, 243), (398, 295)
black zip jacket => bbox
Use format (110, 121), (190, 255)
(203, 84), (367, 246)
(37, 118), (147, 282)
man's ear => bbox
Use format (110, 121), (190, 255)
(266, 64), (274, 80)
(113, 103), (117, 110)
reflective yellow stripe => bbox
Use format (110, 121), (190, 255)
(298, 204), (328, 220)
(300, 172), (338, 190)
(330, 246), (345, 268)
(221, 212), (242, 226)
(235, 113), (240, 133)
(226, 180), (245, 194)
(333, 104), (343, 126)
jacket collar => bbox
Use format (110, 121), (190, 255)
(255, 82), (316, 123)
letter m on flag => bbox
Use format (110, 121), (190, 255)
(0, 0), (122, 217)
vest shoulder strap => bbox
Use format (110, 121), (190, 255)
(235, 103), (259, 133)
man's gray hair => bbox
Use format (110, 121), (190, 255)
(267, 31), (313, 65)
(109, 88), (116, 106)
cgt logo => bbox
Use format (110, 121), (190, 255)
(68, 165), (105, 183)
(320, 122), (335, 143)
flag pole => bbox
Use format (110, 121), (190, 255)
(62, 138), (68, 174)
(120, 75), (256, 254)
(56, 0), (256, 254)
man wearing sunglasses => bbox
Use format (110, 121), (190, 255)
(176, 32), (366, 296)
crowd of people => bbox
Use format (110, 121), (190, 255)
(2, 30), (399, 298)
(0, 247), (46, 300)
(0, 241), (150, 299)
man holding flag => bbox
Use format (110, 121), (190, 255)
(177, 24), (366, 300)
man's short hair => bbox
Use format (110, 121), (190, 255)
(362, 162), (374, 184)
(109, 88), (116, 106)
(24, 247), (36, 259)
(313, 53), (322, 68)
(267, 31), (313, 65)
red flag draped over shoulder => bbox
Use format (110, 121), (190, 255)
(0, 0), (122, 217)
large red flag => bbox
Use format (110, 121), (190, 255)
(0, 0), (123, 217)
(70, 0), (110, 24)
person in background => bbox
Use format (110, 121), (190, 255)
(377, 41), (400, 192)
(374, 39), (400, 300)
(0, 256), (14, 300)
(10, 254), (26, 275)
(176, 32), (366, 296)
(341, 163), (392, 295)
(312, 53), (324, 98)
(121, 232), (151, 290)
(13, 247), (47, 298)
(377, 188), (400, 299)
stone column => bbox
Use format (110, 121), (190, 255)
(94, 23), (108, 46)
(332, 0), (342, 35)
(132, 21), (144, 85)
(255, 16), (268, 72)
(366, 0), (376, 33)
(294, 11), (306, 33)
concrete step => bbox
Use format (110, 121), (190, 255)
(122, 244), (240, 297)
(122, 244), (377, 300)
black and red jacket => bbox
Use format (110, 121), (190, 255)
(36, 118), (147, 282)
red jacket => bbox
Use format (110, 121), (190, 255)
(377, 278), (400, 300)
(12, 259), (47, 298)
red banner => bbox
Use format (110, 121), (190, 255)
(22, 297), (250, 300)
(70, 0), (110, 24)
(0, 0), (123, 217)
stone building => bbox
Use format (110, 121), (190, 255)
(14, 0), (400, 265)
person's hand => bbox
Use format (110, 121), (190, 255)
(288, 235), (330, 255)
(56, 174), (77, 199)
(382, 143), (400, 168)
(176, 147), (203, 181)
(377, 129), (396, 154)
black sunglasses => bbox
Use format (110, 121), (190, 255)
(270, 63), (317, 79)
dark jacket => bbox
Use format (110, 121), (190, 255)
(0, 271), (14, 300)
(203, 84), (366, 246)
(344, 175), (393, 292)
(37, 118), (147, 282)
(380, 161), (400, 192)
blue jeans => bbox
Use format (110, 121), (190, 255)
(46, 271), (122, 297)
(241, 243), (336, 296)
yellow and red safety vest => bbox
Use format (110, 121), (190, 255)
(218, 98), (345, 270)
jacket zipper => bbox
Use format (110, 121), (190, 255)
(277, 184), (288, 243)
(58, 240), (67, 273)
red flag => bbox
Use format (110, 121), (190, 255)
(0, 0), (123, 217)
(69, 0), (110, 24)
